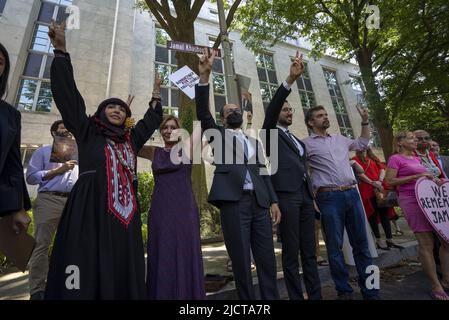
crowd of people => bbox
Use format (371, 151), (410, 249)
(0, 20), (448, 301)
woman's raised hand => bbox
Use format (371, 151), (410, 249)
(48, 19), (67, 52)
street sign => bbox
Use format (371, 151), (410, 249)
(167, 41), (221, 57)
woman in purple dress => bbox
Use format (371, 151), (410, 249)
(139, 116), (205, 300)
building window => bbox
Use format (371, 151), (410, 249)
(350, 76), (381, 148)
(20, 145), (41, 171)
(155, 27), (179, 117)
(209, 9), (218, 21)
(0, 0), (6, 15)
(296, 61), (315, 135)
(256, 53), (278, 111)
(209, 39), (227, 126)
(323, 68), (354, 138)
(15, 0), (72, 112)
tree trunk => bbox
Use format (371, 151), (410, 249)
(357, 49), (395, 160)
(175, 24), (221, 238)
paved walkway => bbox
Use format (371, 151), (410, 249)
(0, 217), (415, 300)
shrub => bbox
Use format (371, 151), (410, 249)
(137, 171), (155, 224)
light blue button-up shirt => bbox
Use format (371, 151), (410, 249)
(26, 145), (78, 193)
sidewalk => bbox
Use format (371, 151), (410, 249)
(0, 217), (416, 300)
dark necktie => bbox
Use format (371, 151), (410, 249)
(286, 130), (300, 150)
(243, 136), (249, 163)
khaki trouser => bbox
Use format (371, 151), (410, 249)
(28, 193), (66, 295)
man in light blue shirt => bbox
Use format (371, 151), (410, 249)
(26, 120), (78, 300)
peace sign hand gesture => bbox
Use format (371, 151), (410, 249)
(356, 104), (370, 123)
(286, 51), (305, 85)
(48, 19), (67, 52)
(198, 48), (218, 84)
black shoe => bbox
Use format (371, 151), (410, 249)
(337, 292), (354, 300)
(376, 243), (390, 251)
(30, 291), (45, 300)
(386, 240), (404, 249)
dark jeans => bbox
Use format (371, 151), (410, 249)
(278, 191), (322, 300)
(316, 188), (379, 298)
(220, 194), (280, 300)
(368, 197), (393, 239)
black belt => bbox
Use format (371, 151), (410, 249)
(242, 189), (255, 196)
(40, 191), (70, 198)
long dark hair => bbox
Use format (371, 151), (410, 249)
(356, 147), (383, 166)
(0, 43), (11, 100)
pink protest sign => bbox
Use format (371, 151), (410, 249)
(415, 177), (449, 244)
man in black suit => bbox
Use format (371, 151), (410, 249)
(262, 51), (321, 300)
(196, 49), (281, 300)
(0, 100), (31, 231)
(0, 42), (31, 231)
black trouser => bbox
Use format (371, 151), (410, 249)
(278, 190), (322, 300)
(368, 197), (393, 239)
(219, 193), (279, 300)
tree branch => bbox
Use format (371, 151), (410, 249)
(373, 47), (402, 75)
(160, 0), (178, 36)
(145, 0), (174, 37)
(212, 0), (243, 49)
(191, 0), (206, 22)
(391, 2), (434, 121)
(317, 0), (352, 41)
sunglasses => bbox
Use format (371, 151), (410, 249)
(416, 136), (431, 141)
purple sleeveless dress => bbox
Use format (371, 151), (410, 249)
(147, 147), (206, 299)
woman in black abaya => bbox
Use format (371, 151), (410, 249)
(44, 20), (163, 299)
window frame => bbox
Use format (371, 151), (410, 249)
(209, 38), (227, 126)
(155, 27), (179, 117)
(295, 61), (315, 135)
(15, 0), (73, 112)
(322, 68), (354, 138)
(0, 0), (7, 15)
(349, 75), (382, 147)
(256, 52), (278, 111)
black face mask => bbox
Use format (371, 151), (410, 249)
(226, 111), (243, 129)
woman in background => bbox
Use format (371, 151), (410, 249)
(386, 131), (449, 300)
(352, 148), (401, 250)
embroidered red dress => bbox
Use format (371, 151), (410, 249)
(45, 52), (162, 299)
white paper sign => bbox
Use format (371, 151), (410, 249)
(168, 65), (200, 99)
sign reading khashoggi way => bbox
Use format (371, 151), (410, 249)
(167, 41), (222, 57)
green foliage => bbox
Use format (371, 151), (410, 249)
(236, 0), (449, 156)
(199, 206), (221, 239)
(137, 171), (155, 224)
(137, 171), (154, 251)
(141, 222), (148, 253)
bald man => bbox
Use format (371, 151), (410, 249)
(195, 49), (281, 300)
(413, 130), (446, 179)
